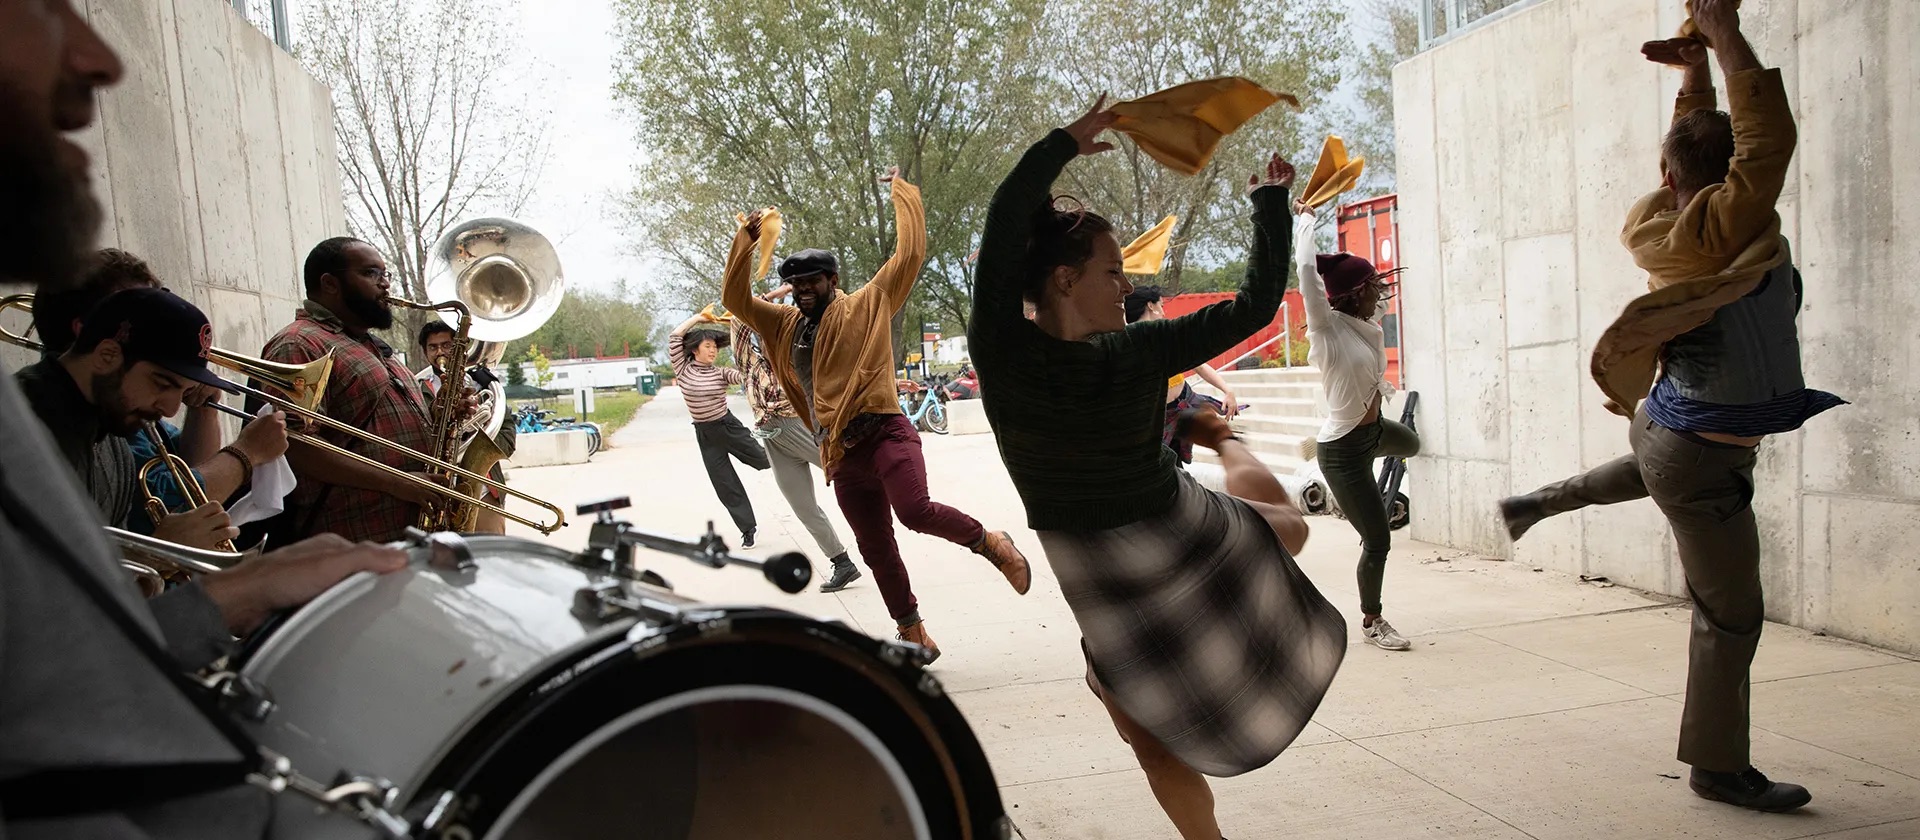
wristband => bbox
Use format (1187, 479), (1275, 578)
(219, 445), (255, 487)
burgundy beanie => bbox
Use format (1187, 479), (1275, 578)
(1316, 252), (1380, 298)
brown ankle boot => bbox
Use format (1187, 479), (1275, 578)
(897, 620), (941, 664)
(973, 530), (1032, 594)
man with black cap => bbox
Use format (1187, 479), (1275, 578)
(15, 286), (254, 551)
(722, 169), (1031, 662)
(1290, 205), (1421, 653)
(0, 4), (407, 834)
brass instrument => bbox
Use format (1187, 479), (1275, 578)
(0, 294), (568, 534)
(137, 420), (239, 556)
(108, 525), (245, 598)
(410, 217), (568, 532)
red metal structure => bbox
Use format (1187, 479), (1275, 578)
(1159, 289), (1306, 372)
(1335, 194), (1403, 387)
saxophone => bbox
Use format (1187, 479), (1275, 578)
(385, 297), (507, 532)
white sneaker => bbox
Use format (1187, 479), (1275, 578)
(1363, 618), (1411, 651)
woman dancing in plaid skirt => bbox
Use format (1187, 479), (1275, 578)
(965, 98), (1347, 839)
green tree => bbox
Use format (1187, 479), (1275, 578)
(610, 0), (1056, 343)
(505, 349), (526, 388)
(1344, 0), (1422, 193)
(530, 345), (554, 390)
(504, 279), (658, 362)
(1047, 0), (1349, 293)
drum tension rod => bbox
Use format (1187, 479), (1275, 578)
(570, 497), (812, 594)
(249, 748), (411, 838)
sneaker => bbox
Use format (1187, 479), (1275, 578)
(1363, 617), (1412, 651)
(973, 531), (1031, 595)
(1689, 767), (1812, 812)
(819, 560), (862, 593)
(1498, 496), (1543, 543)
(741, 528), (756, 548)
(897, 620), (941, 664)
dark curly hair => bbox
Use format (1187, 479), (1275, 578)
(35, 248), (163, 356)
(1022, 195), (1115, 305)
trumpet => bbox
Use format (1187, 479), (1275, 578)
(0, 294), (568, 534)
(109, 525), (245, 597)
(138, 420), (238, 553)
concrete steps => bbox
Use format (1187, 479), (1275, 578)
(1173, 365), (1325, 475)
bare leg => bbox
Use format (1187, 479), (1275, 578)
(1088, 661), (1221, 840)
(1181, 409), (1307, 554)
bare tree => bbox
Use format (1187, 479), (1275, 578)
(297, 0), (550, 341)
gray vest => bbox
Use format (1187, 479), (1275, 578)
(1661, 255), (1805, 405)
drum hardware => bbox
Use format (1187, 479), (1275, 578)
(571, 496), (813, 594)
(248, 748), (410, 839)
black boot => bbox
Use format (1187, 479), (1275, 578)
(1498, 496), (1543, 543)
(819, 554), (862, 593)
(1689, 767), (1812, 813)
(741, 528), (756, 548)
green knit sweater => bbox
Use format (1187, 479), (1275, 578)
(968, 130), (1294, 531)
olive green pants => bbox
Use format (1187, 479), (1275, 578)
(1512, 407), (1762, 772)
(1317, 418), (1421, 616)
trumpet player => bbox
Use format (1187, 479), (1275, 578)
(415, 320), (511, 535)
(258, 237), (461, 544)
(15, 287), (257, 551)
(40, 249), (292, 545)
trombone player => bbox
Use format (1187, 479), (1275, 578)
(14, 286), (259, 552)
(257, 236), (471, 545)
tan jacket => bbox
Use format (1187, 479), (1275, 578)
(1590, 68), (1797, 415)
(721, 178), (927, 475)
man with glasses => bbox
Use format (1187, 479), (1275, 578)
(256, 237), (452, 543)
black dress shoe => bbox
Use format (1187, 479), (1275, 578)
(1498, 496), (1544, 543)
(819, 559), (862, 593)
(1689, 767), (1812, 812)
(741, 529), (756, 548)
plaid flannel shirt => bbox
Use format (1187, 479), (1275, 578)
(259, 301), (434, 543)
(730, 320), (796, 425)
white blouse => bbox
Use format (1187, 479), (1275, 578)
(1293, 213), (1394, 443)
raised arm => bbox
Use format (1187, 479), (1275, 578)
(720, 211), (794, 336)
(1130, 154), (1297, 376)
(1686, 3), (1793, 255)
(1292, 209), (1333, 329)
(970, 99), (1117, 347)
(858, 169), (928, 314)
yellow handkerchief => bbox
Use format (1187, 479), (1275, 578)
(1122, 215), (1178, 275)
(1110, 77), (1300, 176)
(734, 207), (784, 279)
(699, 303), (737, 324)
(1300, 136), (1367, 209)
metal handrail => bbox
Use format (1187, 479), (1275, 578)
(1176, 301), (1300, 386)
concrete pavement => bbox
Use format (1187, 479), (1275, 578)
(501, 389), (1920, 839)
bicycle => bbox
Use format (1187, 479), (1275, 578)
(896, 379), (949, 435)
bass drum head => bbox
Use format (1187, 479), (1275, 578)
(422, 613), (1007, 840)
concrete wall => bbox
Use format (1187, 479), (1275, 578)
(1393, 0), (1919, 653)
(1, 0), (345, 368)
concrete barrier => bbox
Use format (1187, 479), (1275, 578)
(506, 429), (595, 467)
(946, 399), (992, 436)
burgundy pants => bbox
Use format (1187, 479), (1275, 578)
(830, 415), (985, 625)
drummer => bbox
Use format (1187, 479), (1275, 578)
(0, 4), (407, 836)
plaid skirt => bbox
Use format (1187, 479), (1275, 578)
(1037, 470), (1347, 776)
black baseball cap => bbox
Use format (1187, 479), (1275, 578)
(778, 249), (839, 280)
(78, 288), (239, 393)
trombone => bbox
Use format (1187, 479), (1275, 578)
(0, 294), (568, 535)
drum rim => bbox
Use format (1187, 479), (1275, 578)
(481, 684), (933, 840)
(411, 612), (1008, 839)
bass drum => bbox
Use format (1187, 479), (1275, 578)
(235, 535), (1009, 840)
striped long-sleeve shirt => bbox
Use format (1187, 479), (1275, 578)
(670, 331), (742, 423)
